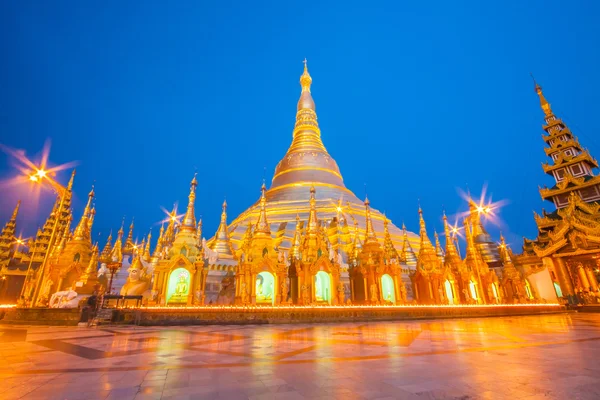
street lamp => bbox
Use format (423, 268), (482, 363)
(29, 168), (70, 307)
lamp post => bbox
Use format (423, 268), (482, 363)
(106, 262), (121, 295)
(29, 169), (69, 307)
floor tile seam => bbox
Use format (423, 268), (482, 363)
(6, 334), (600, 376)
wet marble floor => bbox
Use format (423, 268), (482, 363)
(1, 313), (600, 399)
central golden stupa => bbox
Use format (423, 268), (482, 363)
(214, 62), (420, 258)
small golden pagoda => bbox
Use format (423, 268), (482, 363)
(464, 217), (501, 304)
(150, 175), (206, 306)
(35, 186), (96, 305)
(288, 186), (342, 305)
(519, 82), (600, 304)
(442, 212), (473, 304)
(411, 208), (458, 304)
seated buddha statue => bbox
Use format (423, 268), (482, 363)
(120, 258), (150, 296)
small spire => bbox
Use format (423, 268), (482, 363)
(255, 181), (271, 235)
(307, 185), (318, 234)
(291, 213), (302, 260)
(442, 212), (459, 257)
(400, 223), (417, 265)
(209, 197), (235, 257)
(100, 230), (113, 262)
(196, 218), (203, 245)
(180, 173), (198, 231)
(67, 169), (76, 191)
(72, 186), (94, 242)
(143, 231), (152, 262)
(363, 196), (377, 243)
(532, 75), (553, 116)
(434, 230), (444, 261)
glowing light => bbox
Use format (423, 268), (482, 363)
(36, 169), (47, 178)
(29, 175), (39, 182)
(336, 206), (343, 212)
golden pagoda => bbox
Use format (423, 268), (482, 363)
(150, 175), (206, 306)
(519, 82), (600, 304)
(210, 62), (419, 267)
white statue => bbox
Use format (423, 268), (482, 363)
(49, 290), (79, 308)
(202, 238), (219, 264)
(97, 263), (109, 278)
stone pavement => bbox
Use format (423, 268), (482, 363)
(1, 313), (600, 399)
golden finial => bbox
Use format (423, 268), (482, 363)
(181, 173), (198, 231)
(531, 74), (553, 117)
(363, 196), (377, 243)
(300, 58), (312, 92)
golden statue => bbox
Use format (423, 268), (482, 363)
(120, 256), (150, 296)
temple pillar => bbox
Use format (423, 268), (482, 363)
(187, 269), (196, 305)
(577, 264), (591, 291)
(552, 257), (574, 296)
(393, 275), (400, 305)
(586, 266), (598, 292)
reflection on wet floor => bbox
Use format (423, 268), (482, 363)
(1, 313), (600, 399)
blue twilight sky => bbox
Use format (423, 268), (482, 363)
(0, 1), (599, 251)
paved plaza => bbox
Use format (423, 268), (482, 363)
(1, 313), (600, 399)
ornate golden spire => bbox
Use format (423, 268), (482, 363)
(123, 218), (135, 253)
(152, 223), (165, 261)
(162, 206), (177, 247)
(87, 206), (96, 232)
(307, 185), (319, 234)
(181, 174), (198, 231)
(100, 230), (113, 263)
(382, 216), (399, 261)
(0, 200), (21, 256)
(363, 197), (378, 244)
(67, 169), (76, 191)
(143, 231), (152, 262)
(434, 231), (444, 261)
(51, 213), (72, 260)
(400, 223), (417, 265)
(255, 182), (271, 235)
(416, 207), (439, 271)
(81, 243), (99, 280)
(72, 186), (94, 242)
(210, 199), (235, 257)
(442, 212), (459, 257)
(110, 219), (124, 263)
(533, 79), (553, 117)
(291, 213), (302, 260)
(271, 61), (344, 190)
(418, 207), (434, 253)
(463, 218), (487, 273)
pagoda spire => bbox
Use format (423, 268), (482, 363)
(72, 186), (94, 242)
(123, 218), (135, 253)
(255, 182), (271, 236)
(400, 223), (417, 265)
(152, 223), (165, 261)
(418, 207), (435, 256)
(306, 185), (319, 235)
(291, 213), (302, 260)
(443, 212), (460, 257)
(363, 197), (378, 244)
(533, 79), (553, 117)
(110, 219), (124, 263)
(210, 199), (235, 257)
(270, 61), (345, 190)
(143, 231), (152, 262)
(532, 81), (600, 208)
(434, 231), (444, 262)
(0, 200), (21, 258)
(51, 213), (72, 260)
(100, 230), (113, 263)
(382, 216), (399, 261)
(180, 174), (198, 232)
